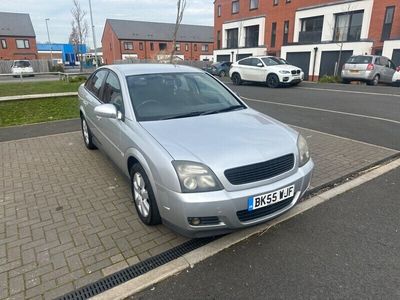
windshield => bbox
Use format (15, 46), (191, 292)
(13, 61), (31, 68)
(126, 72), (245, 121)
(261, 57), (286, 66)
(347, 56), (373, 64)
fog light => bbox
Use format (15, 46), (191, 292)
(188, 217), (201, 226)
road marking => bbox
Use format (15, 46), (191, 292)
(241, 96), (400, 125)
(291, 125), (398, 152)
(92, 158), (400, 300)
(298, 86), (400, 98)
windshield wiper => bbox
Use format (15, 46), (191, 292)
(200, 105), (245, 116)
(161, 111), (205, 120)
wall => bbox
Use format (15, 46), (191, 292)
(0, 36), (37, 60)
(382, 40), (400, 60)
(101, 22), (121, 64)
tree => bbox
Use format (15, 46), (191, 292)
(170, 0), (187, 63)
(70, 0), (88, 71)
(332, 4), (352, 77)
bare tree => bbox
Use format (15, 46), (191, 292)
(170, 0), (187, 63)
(70, 0), (89, 71)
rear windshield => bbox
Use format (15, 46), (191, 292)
(347, 56), (372, 64)
(13, 61), (31, 68)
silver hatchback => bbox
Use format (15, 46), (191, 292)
(341, 55), (397, 85)
(78, 64), (314, 237)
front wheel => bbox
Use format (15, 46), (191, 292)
(219, 70), (226, 77)
(81, 116), (96, 149)
(266, 74), (280, 88)
(231, 73), (242, 85)
(130, 163), (161, 226)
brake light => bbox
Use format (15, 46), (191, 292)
(367, 63), (374, 71)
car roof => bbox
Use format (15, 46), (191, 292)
(105, 64), (203, 76)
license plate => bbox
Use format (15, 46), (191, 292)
(247, 185), (295, 211)
(293, 76), (300, 79)
(350, 70), (359, 73)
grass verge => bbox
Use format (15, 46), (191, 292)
(0, 80), (83, 97)
(0, 97), (79, 127)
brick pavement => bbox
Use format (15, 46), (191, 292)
(0, 129), (397, 299)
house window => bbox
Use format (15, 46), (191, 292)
(194, 44), (197, 51)
(226, 28), (239, 48)
(250, 0), (258, 10)
(185, 43), (189, 51)
(382, 6), (395, 41)
(139, 42), (144, 50)
(334, 10), (364, 42)
(232, 1), (239, 14)
(283, 21), (289, 45)
(123, 42), (133, 50)
(217, 31), (221, 49)
(159, 43), (167, 51)
(286, 0), (291, 3)
(245, 25), (259, 47)
(201, 44), (209, 52)
(16, 39), (29, 49)
(175, 43), (181, 51)
(218, 5), (221, 17)
(273, 0), (278, 6)
(150, 43), (154, 51)
(299, 16), (324, 43)
(270, 22), (276, 48)
(1, 39), (7, 49)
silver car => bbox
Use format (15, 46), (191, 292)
(341, 55), (397, 86)
(78, 64), (314, 237)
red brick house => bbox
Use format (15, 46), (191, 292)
(101, 19), (214, 64)
(0, 12), (38, 60)
(213, 0), (400, 80)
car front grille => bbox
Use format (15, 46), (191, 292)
(236, 196), (294, 222)
(291, 70), (301, 75)
(224, 154), (295, 185)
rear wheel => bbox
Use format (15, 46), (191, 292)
(130, 163), (161, 226)
(266, 74), (280, 88)
(219, 70), (226, 77)
(231, 73), (242, 85)
(367, 75), (379, 86)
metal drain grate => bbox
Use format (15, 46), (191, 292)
(57, 237), (217, 300)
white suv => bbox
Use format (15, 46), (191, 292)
(229, 56), (303, 88)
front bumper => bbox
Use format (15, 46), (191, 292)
(341, 70), (374, 81)
(158, 159), (314, 237)
(278, 73), (302, 84)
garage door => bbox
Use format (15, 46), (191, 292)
(236, 53), (252, 61)
(286, 52), (311, 80)
(216, 55), (231, 62)
(392, 49), (400, 67)
(319, 50), (353, 77)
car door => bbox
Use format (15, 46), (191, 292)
(386, 59), (397, 83)
(83, 69), (109, 139)
(237, 58), (254, 81)
(96, 70), (127, 170)
(250, 58), (266, 82)
(379, 57), (391, 83)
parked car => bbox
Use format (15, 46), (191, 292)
(229, 56), (303, 88)
(11, 60), (34, 77)
(79, 64), (313, 237)
(341, 55), (397, 86)
(392, 66), (400, 87)
(203, 61), (232, 77)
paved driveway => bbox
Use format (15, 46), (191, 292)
(0, 125), (397, 299)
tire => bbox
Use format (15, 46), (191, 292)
(367, 75), (379, 86)
(266, 74), (280, 88)
(342, 79), (350, 84)
(231, 73), (242, 85)
(81, 116), (97, 150)
(219, 70), (226, 77)
(130, 163), (161, 225)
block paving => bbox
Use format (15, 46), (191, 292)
(0, 128), (397, 299)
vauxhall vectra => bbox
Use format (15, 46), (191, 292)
(79, 64), (314, 237)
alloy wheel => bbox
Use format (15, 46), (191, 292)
(133, 172), (150, 218)
(82, 119), (89, 145)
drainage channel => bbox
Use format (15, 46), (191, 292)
(57, 237), (218, 300)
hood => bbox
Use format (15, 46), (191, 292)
(270, 64), (300, 71)
(141, 109), (299, 183)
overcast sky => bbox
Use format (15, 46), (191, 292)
(0, 0), (214, 48)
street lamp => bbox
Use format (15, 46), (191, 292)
(45, 18), (53, 63)
(88, 0), (99, 68)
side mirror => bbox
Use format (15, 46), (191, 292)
(94, 103), (118, 119)
(257, 62), (263, 67)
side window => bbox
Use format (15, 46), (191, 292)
(250, 58), (263, 66)
(389, 60), (396, 70)
(238, 58), (252, 66)
(380, 57), (389, 67)
(102, 72), (124, 114)
(85, 70), (108, 99)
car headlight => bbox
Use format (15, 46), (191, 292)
(279, 70), (291, 74)
(172, 161), (223, 193)
(297, 135), (310, 167)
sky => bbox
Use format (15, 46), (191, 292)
(0, 0), (214, 48)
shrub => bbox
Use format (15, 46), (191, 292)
(68, 75), (87, 83)
(50, 64), (65, 73)
(318, 75), (341, 83)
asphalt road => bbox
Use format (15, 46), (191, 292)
(134, 167), (400, 300)
(224, 81), (400, 150)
